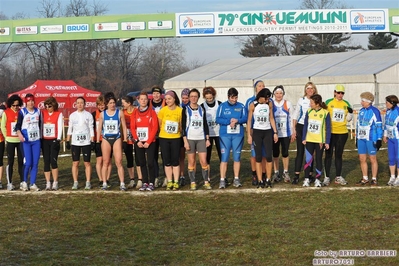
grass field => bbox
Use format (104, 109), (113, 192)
(0, 138), (398, 265)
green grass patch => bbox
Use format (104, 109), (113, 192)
(0, 138), (398, 265)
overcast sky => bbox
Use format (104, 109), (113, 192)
(1, 0), (398, 63)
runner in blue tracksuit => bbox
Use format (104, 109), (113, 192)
(16, 93), (42, 191)
(356, 92), (383, 186)
(383, 95), (399, 186)
(216, 88), (247, 189)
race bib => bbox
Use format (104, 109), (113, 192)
(357, 126), (370, 140)
(227, 125), (240, 134)
(28, 128), (40, 141)
(276, 117), (287, 134)
(11, 121), (17, 136)
(137, 127), (149, 141)
(75, 132), (89, 143)
(190, 119), (202, 129)
(43, 123), (56, 138)
(207, 120), (216, 128)
(127, 129), (133, 141)
(104, 120), (118, 135)
(165, 120), (178, 134)
(308, 120), (321, 134)
(386, 125), (394, 139)
(332, 108), (345, 122)
(255, 115), (268, 125)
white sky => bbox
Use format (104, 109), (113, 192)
(1, 0), (398, 63)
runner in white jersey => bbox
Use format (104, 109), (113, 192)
(272, 85), (294, 183)
(66, 97), (95, 190)
(182, 88), (211, 190)
(247, 88), (278, 189)
(201, 86), (222, 183)
(245, 80), (267, 186)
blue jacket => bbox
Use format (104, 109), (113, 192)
(356, 105), (383, 142)
(216, 101), (247, 137)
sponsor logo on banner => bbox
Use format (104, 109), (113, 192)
(178, 14), (215, 34)
(35, 93), (51, 98)
(95, 23), (118, 31)
(45, 85), (78, 91)
(66, 24), (89, 33)
(0, 28), (10, 35)
(40, 25), (63, 34)
(58, 102), (66, 108)
(121, 22), (146, 30)
(72, 101), (96, 108)
(53, 93), (69, 97)
(350, 10), (386, 30)
(176, 9), (388, 36)
(38, 101), (45, 109)
(86, 102), (96, 107)
(86, 93), (100, 97)
(148, 21), (173, 30)
(15, 26), (38, 35)
(70, 93), (85, 97)
(26, 84), (37, 90)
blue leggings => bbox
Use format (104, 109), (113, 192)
(22, 140), (41, 184)
(388, 138), (399, 167)
(220, 135), (244, 163)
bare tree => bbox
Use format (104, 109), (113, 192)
(291, 0), (362, 55)
(139, 38), (189, 88)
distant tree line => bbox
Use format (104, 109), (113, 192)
(0, 0), (193, 100)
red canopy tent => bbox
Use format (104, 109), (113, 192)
(9, 80), (101, 117)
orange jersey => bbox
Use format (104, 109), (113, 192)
(42, 110), (62, 140)
(3, 108), (19, 141)
(93, 109), (103, 141)
(123, 109), (134, 144)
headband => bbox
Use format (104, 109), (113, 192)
(25, 95), (35, 103)
(361, 98), (372, 103)
(165, 91), (175, 98)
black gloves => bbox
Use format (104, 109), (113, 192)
(91, 141), (96, 151)
(66, 141), (71, 150)
(96, 142), (101, 154)
(347, 107), (353, 113)
(376, 140), (382, 151)
(122, 141), (127, 151)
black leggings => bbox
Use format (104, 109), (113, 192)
(0, 141), (4, 167)
(159, 138), (181, 167)
(134, 142), (157, 184)
(206, 136), (221, 164)
(42, 139), (60, 171)
(124, 143), (134, 168)
(304, 142), (324, 179)
(6, 142), (24, 183)
(273, 137), (290, 158)
(252, 129), (273, 162)
(294, 124), (313, 174)
(324, 133), (348, 177)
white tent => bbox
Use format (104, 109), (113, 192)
(164, 49), (399, 108)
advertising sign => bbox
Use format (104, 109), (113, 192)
(176, 9), (389, 36)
